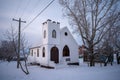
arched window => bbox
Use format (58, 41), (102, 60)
(31, 50), (33, 56)
(37, 49), (39, 57)
(44, 30), (46, 38)
(63, 45), (70, 57)
(42, 47), (45, 57)
(52, 30), (56, 38)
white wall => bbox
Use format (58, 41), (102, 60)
(28, 47), (40, 63)
(39, 45), (49, 66)
(47, 21), (60, 45)
(42, 20), (60, 45)
(28, 46), (49, 66)
(42, 22), (48, 45)
(60, 27), (79, 63)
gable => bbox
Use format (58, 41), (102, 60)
(60, 27), (78, 47)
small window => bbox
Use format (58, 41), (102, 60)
(65, 32), (68, 36)
(44, 30), (46, 38)
(37, 49), (39, 57)
(42, 47), (45, 57)
(52, 30), (56, 38)
(66, 58), (70, 61)
(31, 50), (33, 56)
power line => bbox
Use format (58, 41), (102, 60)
(14, 0), (23, 18)
(33, 0), (42, 10)
(11, 0), (23, 27)
(23, 0), (47, 25)
(20, 0), (31, 18)
(22, 0), (55, 31)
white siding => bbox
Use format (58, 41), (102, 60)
(60, 27), (79, 63)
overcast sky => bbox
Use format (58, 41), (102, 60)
(0, 0), (82, 47)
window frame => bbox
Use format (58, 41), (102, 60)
(65, 32), (68, 36)
(44, 30), (46, 38)
(37, 49), (39, 57)
(42, 47), (45, 57)
(63, 45), (70, 57)
(31, 49), (33, 56)
(52, 30), (56, 38)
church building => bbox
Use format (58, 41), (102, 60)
(28, 19), (79, 68)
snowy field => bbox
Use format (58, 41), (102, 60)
(0, 59), (120, 80)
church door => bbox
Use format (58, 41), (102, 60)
(50, 47), (59, 63)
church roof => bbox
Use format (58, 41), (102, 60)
(29, 46), (41, 49)
(60, 26), (79, 46)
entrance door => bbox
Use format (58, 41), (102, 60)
(50, 47), (59, 63)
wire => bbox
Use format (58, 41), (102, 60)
(22, 0), (55, 31)
(20, 0), (31, 18)
(14, 0), (23, 18)
(23, 0), (47, 25)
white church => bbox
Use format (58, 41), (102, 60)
(28, 19), (79, 68)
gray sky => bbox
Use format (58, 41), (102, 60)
(0, 0), (82, 46)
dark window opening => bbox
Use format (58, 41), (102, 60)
(31, 50), (33, 56)
(66, 58), (70, 61)
(65, 32), (68, 36)
(37, 49), (39, 57)
(52, 30), (56, 38)
(42, 47), (45, 57)
(63, 45), (70, 57)
(44, 30), (46, 38)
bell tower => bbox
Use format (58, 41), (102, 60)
(42, 19), (60, 45)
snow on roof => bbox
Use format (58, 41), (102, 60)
(29, 46), (41, 49)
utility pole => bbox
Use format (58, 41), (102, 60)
(13, 18), (26, 68)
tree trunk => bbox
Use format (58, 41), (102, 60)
(17, 53), (20, 68)
(117, 53), (120, 64)
(90, 54), (95, 66)
(17, 61), (20, 68)
(89, 46), (95, 67)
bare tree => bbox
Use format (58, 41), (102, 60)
(59, 0), (120, 66)
(100, 11), (120, 65)
(0, 40), (16, 61)
(97, 11), (120, 54)
(112, 14), (120, 64)
(0, 41), (12, 61)
(5, 26), (29, 74)
(113, 17), (120, 51)
(114, 29), (120, 64)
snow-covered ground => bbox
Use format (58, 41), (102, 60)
(0, 59), (120, 80)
